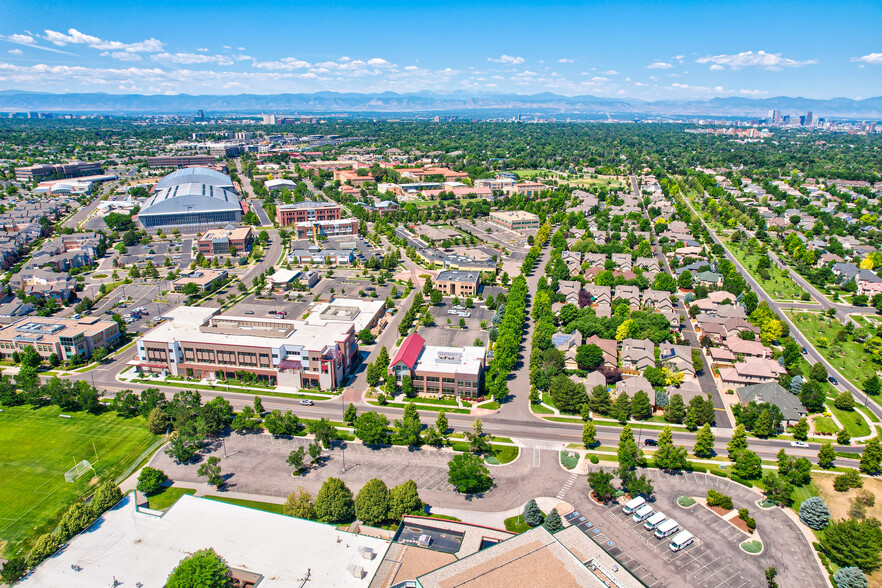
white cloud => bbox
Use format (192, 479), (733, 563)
(8, 48), (23, 55)
(591, 76), (609, 82)
(253, 57), (311, 70)
(101, 51), (142, 62)
(488, 54), (525, 65)
(674, 54), (684, 61)
(709, 64), (724, 71)
(1, 33), (73, 54)
(852, 53), (882, 65)
(196, 48), (208, 53)
(43, 28), (163, 53)
(696, 50), (817, 71)
(647, 62), (673, 69)
(152, 52), (234, 66)
(601, 70), (619, 75)
(558, 58), (575, 63)
(367, 57), (394, 67)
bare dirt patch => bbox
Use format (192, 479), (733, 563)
(709, 505), (731, 517)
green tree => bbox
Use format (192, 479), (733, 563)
(799, 497), (831, 530)
(146, 406), (171, 434)
(389, 480), (423, 520)
(376, 345), (390, 373)
(589, 384), (612, 416)
(0, 557), (26, 585)
(761, 472), (793, 506)
(27, 533), (61, 569)
(820, 518), (882, 571)
(284, 486), (317, 519)
(693, 423), (715, 457)
(344, 402), (358, 426)
(355, 411), (390, 445)
(653, 426), (688, 471)
(587, 468), (616, 502)
(835, 390), (856, 411)
(617, 424), (644, 473)
(436, 411), (449, 440)
(792, 417), (809, 441)
(678, 270), (693, 289)
(466, 418), (492, 454)
(287, 447), (307, 472)
(523, 498), (543, 527)
(544, 508), (563, 534)
(549, 373), (589, 414)
(613, 390), (631, 424)
(818, 442), (836, 468)
(809, 361), (828, 382)
(860, 438), (882, 475)
(401, 375), (415, 398)
(447, 452), (493, 494)
(727, 424), (748, 456)
(137, 467), (168, 495)
(631, 390), (652, 420)
(733, 449), (763, 480)
(396, 403), (422, 446)
(664, 393), (686, 424)
(355, 478), (391, 526)
(166, 548), (233, 588)
(582, 420), (597, 448)
(576, 344), (603, 370)
(253, 395), (264, 414)
(366, 362), (381, 387)
(315, 477), (355, 523)
(58, 502), (96, 541)
(865, 375), (881, 396)
(753, 409), (774, 438)
(197, 456), (224, 488)
(93, 481), (123, 515)
(834, 568), (869, 588)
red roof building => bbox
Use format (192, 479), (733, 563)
(389, 332), (425, 370)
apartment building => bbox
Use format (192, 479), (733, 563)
(292, 218), (359, 240)
(388, 333), (485, 398)
(475, 177), (516, 192)
(0, 316), (120, 361)
(134, 307), (357, 389)
(489, 210), (541, 231)
(275, 201), (342, 226)
(196, 226), (254, 257)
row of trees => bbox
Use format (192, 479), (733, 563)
(283, 477), (423, 526)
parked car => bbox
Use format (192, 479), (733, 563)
(453, 305), (465, 310)
(644, 438), (658, 446)
(790, 441), (809, 448)
(828, 376), (839, 386)
(299, 399), (314, 406)
(244, 310), (255, 315)
(801, 346), (808, 354)
(268, 310), (277, 314)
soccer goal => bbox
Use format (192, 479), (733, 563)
(64, 460), (95, 483)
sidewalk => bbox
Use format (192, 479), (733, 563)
(431, 497), (572, 529)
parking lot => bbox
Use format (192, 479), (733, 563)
(570, 468), (828, 588)
(457, 219), (531, 252)
(428, 300), (492, 331)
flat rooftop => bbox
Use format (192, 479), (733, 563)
(306, 298), (386, 332)
(21, 494), (390, 588)
(416, 345), (485, 376)
(490, 210), (540, 221)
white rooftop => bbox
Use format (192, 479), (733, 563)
(305, 298), (386, 332)
(416, 345), (485, 376)
(21, 493), (390, 588)
(271, 268), (301, 283)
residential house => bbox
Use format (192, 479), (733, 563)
(665, 380), (704, 405)
(611, 253), (632, 271)
(583, 253), (606, 268)
(614, 285), (641, 310)
(553, 331), (583, 370)
(735, 382), (807, 425)
(583, 335), (618, 368)
(642, 289), (673, 313)
(725, 338), (771, 358)
(585, 285), (611, 306)
(719, 357), (787, 387)
(857, 269), (882, 296)
(695, 271), (723, 287)
(659, 343), (696, 380)
(558, 280), (582, 306)
(621, 338), (655, 373)
(617, 376), (656, 407)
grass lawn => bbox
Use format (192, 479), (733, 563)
(486, 445), (519, 465)
(790, 482), (820, 509)
(202, 495), (285, 515)
(827, 404), (870, 438)
(787, 311), (867, 388)
(677, 496), (696, 507)
(0, 405), (159, 556)
(510, 169), (546, 179)
(504, 511), (546, 533)
(727, 240), (809, 301)
(560, 451), (580, 469)
(531, 403), (554, 414)
(740, 540), (763, 554)
(813, 416), (838, 434)
(147, 486), (196, 510)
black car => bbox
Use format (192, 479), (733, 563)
(828, 376), (839, 386)
(643, 439), (658, 446)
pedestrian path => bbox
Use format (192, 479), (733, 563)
(557, 472), (578, 499)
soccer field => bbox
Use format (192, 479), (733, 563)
(0, 404), (160, 556)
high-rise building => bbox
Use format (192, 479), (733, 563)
(771, 110), (782, 124)
(262, 114), (277, 125)
(805, 111), (813, 126)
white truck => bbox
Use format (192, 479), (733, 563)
(669, 530), (694, 551)
(632, 504), (655, 523)
(643, 511), (667, 531)
(622, 496), (646, 515)
(654, 519), (680, 539)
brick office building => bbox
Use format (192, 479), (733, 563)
(388, 332), (485, 398)
(275, 201), (342, 226)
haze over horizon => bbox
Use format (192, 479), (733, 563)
(1, 0), (880, 101)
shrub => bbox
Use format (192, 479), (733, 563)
(799, 497), (831, 530)
(738, 508), (756, 531)
(707, 489), (733, 510)
(91, 481), (123, 514)
(523, 499), (543, 527)
(589, 454), (599, 464)
(834, 469), (864, 492)
(137, 467), (168, 495)
(834, 567), (869, 588)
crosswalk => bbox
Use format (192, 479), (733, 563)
(532, 447), (541, 468)
(557, 472), (578, 499)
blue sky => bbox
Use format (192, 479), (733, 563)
(1, 0), (880, 99)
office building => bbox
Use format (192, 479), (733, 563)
(388, 332), (485, 398)
(0, 316), (120, 361)
(435, 270), (481, 297)
(15, 161), (103, 182)
(147, 155), (218, 168)
(196, 226), (254, 257)
(292, 218), (359, 239)
(275, 201), (343, 225)
(489, 210), (541, 230)
(135, 306), (358, 389)
(137, 167), (242, 230)
(172, 269), (228, 293)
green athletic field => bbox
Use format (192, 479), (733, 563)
(0, 405), (159, 556)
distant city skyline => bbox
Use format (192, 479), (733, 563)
(1, 0), (880, 99)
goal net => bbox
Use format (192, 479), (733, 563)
(64, 460), (95, 483)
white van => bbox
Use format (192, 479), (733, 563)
(669, 530), (694, 552)
(622, 496), (646, 515)
(643, 512), (667, 531)
(654, 519), (680, 539)
(632, 504), (654, 523)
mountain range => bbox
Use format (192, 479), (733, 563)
(1, 90), (881, 119)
